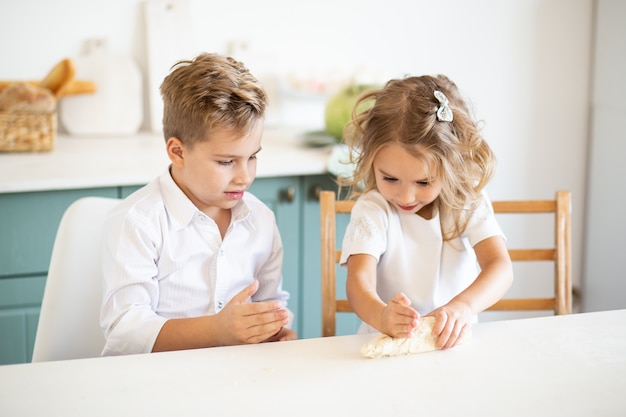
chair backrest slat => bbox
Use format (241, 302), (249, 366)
(320, 190), (573, 337)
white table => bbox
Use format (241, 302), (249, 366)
(1, 310), (624, 417)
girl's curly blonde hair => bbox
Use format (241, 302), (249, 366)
(341, 75), (496, 241)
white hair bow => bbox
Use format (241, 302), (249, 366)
(434, 90), (453, 122)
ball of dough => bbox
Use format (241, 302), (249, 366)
(361, 316), (472, 358)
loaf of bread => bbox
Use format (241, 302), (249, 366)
(0, 79), (97, 97)
(39, 58), (76, 97)
(0, 82), (56, 113)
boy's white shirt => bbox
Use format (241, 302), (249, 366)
(100, 169), (290, 356)
(339, 190), (504, 333)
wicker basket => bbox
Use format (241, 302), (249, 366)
(0, 111), (57, 152)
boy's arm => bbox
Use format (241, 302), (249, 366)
(152, 280), (289, 351)
(100, 210), (167, 356)
(250, 223), (292, 317)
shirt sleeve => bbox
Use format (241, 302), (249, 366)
(464, 190), (506, 247)
(100, 204), (167, 356)
(250, 221), (289, 303)
(339, 191), (389, 266)
(247, 206), (293, 327)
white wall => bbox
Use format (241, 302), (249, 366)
(583, 0), (626, 312)
(0, 0), (597, 310)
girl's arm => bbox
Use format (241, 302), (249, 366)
(430, 235), (513, 349)
(346, 254), (419, 338)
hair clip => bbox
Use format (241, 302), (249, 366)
(434, 90), (453, 122)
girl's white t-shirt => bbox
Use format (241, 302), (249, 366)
(339, 190), (504, 331)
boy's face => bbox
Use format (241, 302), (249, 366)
(167, 119), (263, 219)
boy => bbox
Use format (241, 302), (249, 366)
(100, 53), (296, 355)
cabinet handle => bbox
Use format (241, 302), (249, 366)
(281, 186), (296, 203)
(310, 185), (322, 200)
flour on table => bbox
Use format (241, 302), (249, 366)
(361, 316), (471, 358)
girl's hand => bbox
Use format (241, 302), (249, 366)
(380, 292), (420, 338)
(428, 300), (473, 349)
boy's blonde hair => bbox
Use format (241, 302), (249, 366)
(343, 74), (496, 240)
(160, 53), (268, 146)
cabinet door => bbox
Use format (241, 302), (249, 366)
(300, 175), (361, 339)
(0, 188), (118, 277)
(0, 188), (118, 365)
(120, 185), (143, 198)
(0, 276), (46, 364)
(248, 177), (301, 335)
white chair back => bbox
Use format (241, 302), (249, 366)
(32, 197), (120, 362)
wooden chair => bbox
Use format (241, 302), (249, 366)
(319, 190), (572, 337)
(486, 191), (572, 315)
(320, 191), (356, 337)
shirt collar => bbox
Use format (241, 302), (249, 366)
(231, 196), (251, 223)
(158, 168), (251, 230)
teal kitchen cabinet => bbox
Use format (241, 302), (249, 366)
(0, 276), (46, 365)
(249, 176), (302, 333)
(0, 188), (119, 365)
(0, 174), (356, 364)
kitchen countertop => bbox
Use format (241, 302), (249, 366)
(0, 128), (333, 194)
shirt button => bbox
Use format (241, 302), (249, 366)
(217, 301), (223, 309)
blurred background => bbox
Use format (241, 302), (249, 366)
(0, 0), (623, 313)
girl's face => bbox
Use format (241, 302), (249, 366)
(167, 119), (263, 220)
(373, 143), (443, 218)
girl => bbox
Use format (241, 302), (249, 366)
(339, 75), (513, 349)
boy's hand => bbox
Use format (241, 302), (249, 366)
(264, 326), (298, 342)
(215, 280), (290, 346)
(380, 292), (420, 338)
